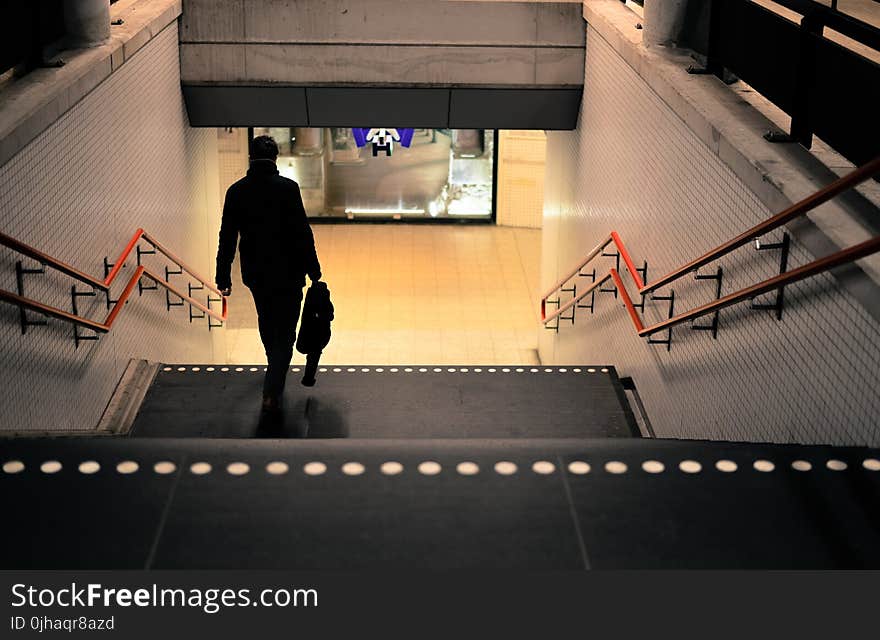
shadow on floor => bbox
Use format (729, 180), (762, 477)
(255, 396), (349, 439)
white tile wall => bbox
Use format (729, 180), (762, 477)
(497, 130), (546, 229)
(217, 127), (248, 199)
(0, 24), (221, 432)
(540, 26), (880, 447)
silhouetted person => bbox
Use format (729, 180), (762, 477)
(215, 135), (321, 413)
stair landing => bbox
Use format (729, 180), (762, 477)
(130, 365), (639, 439)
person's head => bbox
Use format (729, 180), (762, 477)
(250, 135), (279, 162)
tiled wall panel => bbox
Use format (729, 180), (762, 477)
(497, 130), (546, 229)
(539, 27), (880, 447)
(217, 127), (247, 198)
(0, 24), (221, 432)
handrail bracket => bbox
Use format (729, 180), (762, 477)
(188, 289), (206, 322)
(207, 296), (224, 330)
(187, 283), (206, 322)
(165, 289), (185, 311)
(750, 233), (791, 320)
(598, 250), (621, 298)
(71, 285), (99, 348)
(103, 256), (126, 280)
(103, 258), (121, 309)
(189, 306), (207, 323)
(602, 249), (621, 272)
(15, 260), (47, 335)
(631, 261), (649, 312)
(577, 291), (597, 314)
(576, 268), (598, 313)
(73, 327), (100, 349)
(648, 290), (676, 352)
(136, 244), (156, 266)
(138, 276), (158, 296)
(691, 267), (724, 338)
(578, 267), (597, 282)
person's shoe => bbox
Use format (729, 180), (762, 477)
(261, 395), (282, 413)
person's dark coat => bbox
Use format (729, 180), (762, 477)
(215, 160), (321, 291)
(296, 281), (334, 356)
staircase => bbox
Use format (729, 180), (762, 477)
(2, 364), (880, 569)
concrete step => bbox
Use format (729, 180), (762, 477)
(131, 364), (639, 439)
(2, 436), (879, 569)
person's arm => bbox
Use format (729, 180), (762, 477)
(215, 189), (239, 294)
(292, 184), (321, 281)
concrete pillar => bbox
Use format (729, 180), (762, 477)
(293, 128), (323, 156)
(642, 0), (689, 47)
(63, 0), (111, 48)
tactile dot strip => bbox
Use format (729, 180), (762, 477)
(3, 459), (875, 478)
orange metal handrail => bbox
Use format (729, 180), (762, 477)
(140, 230), (225, 299)
(0, 289), (109, 332)
(610, 268), (644, 333)
(103, 267), (147, 329)
(103, 230), (143, 288)
(541, 233), (613, 304)
(548, 233), (880, 339)
(635, 235), (880, 337)
(541, 155), (880, 340)
(540, 231), (643, 324)
(639, 155), (880, 295)
(542, 272), (612, 326)
(0, 228), (227, 334)
(612, 231), (645, 290)
(0, 230), (107, 290)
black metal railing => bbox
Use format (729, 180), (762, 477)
(0, 1), (66, 76)
(685, 0), (879, 168)
(0, 1), (124, 78)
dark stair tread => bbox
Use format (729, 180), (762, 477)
(130, 365), (639, 439)
(2, 436), (879, 569)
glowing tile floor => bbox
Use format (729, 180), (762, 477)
(222, 224), (542, 365)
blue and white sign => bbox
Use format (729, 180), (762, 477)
(352, 128), (415, 156)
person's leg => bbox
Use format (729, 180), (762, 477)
(249, 286), (271, 354)
(248, 285), (282, 407)
(261, 287), (303, 403)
